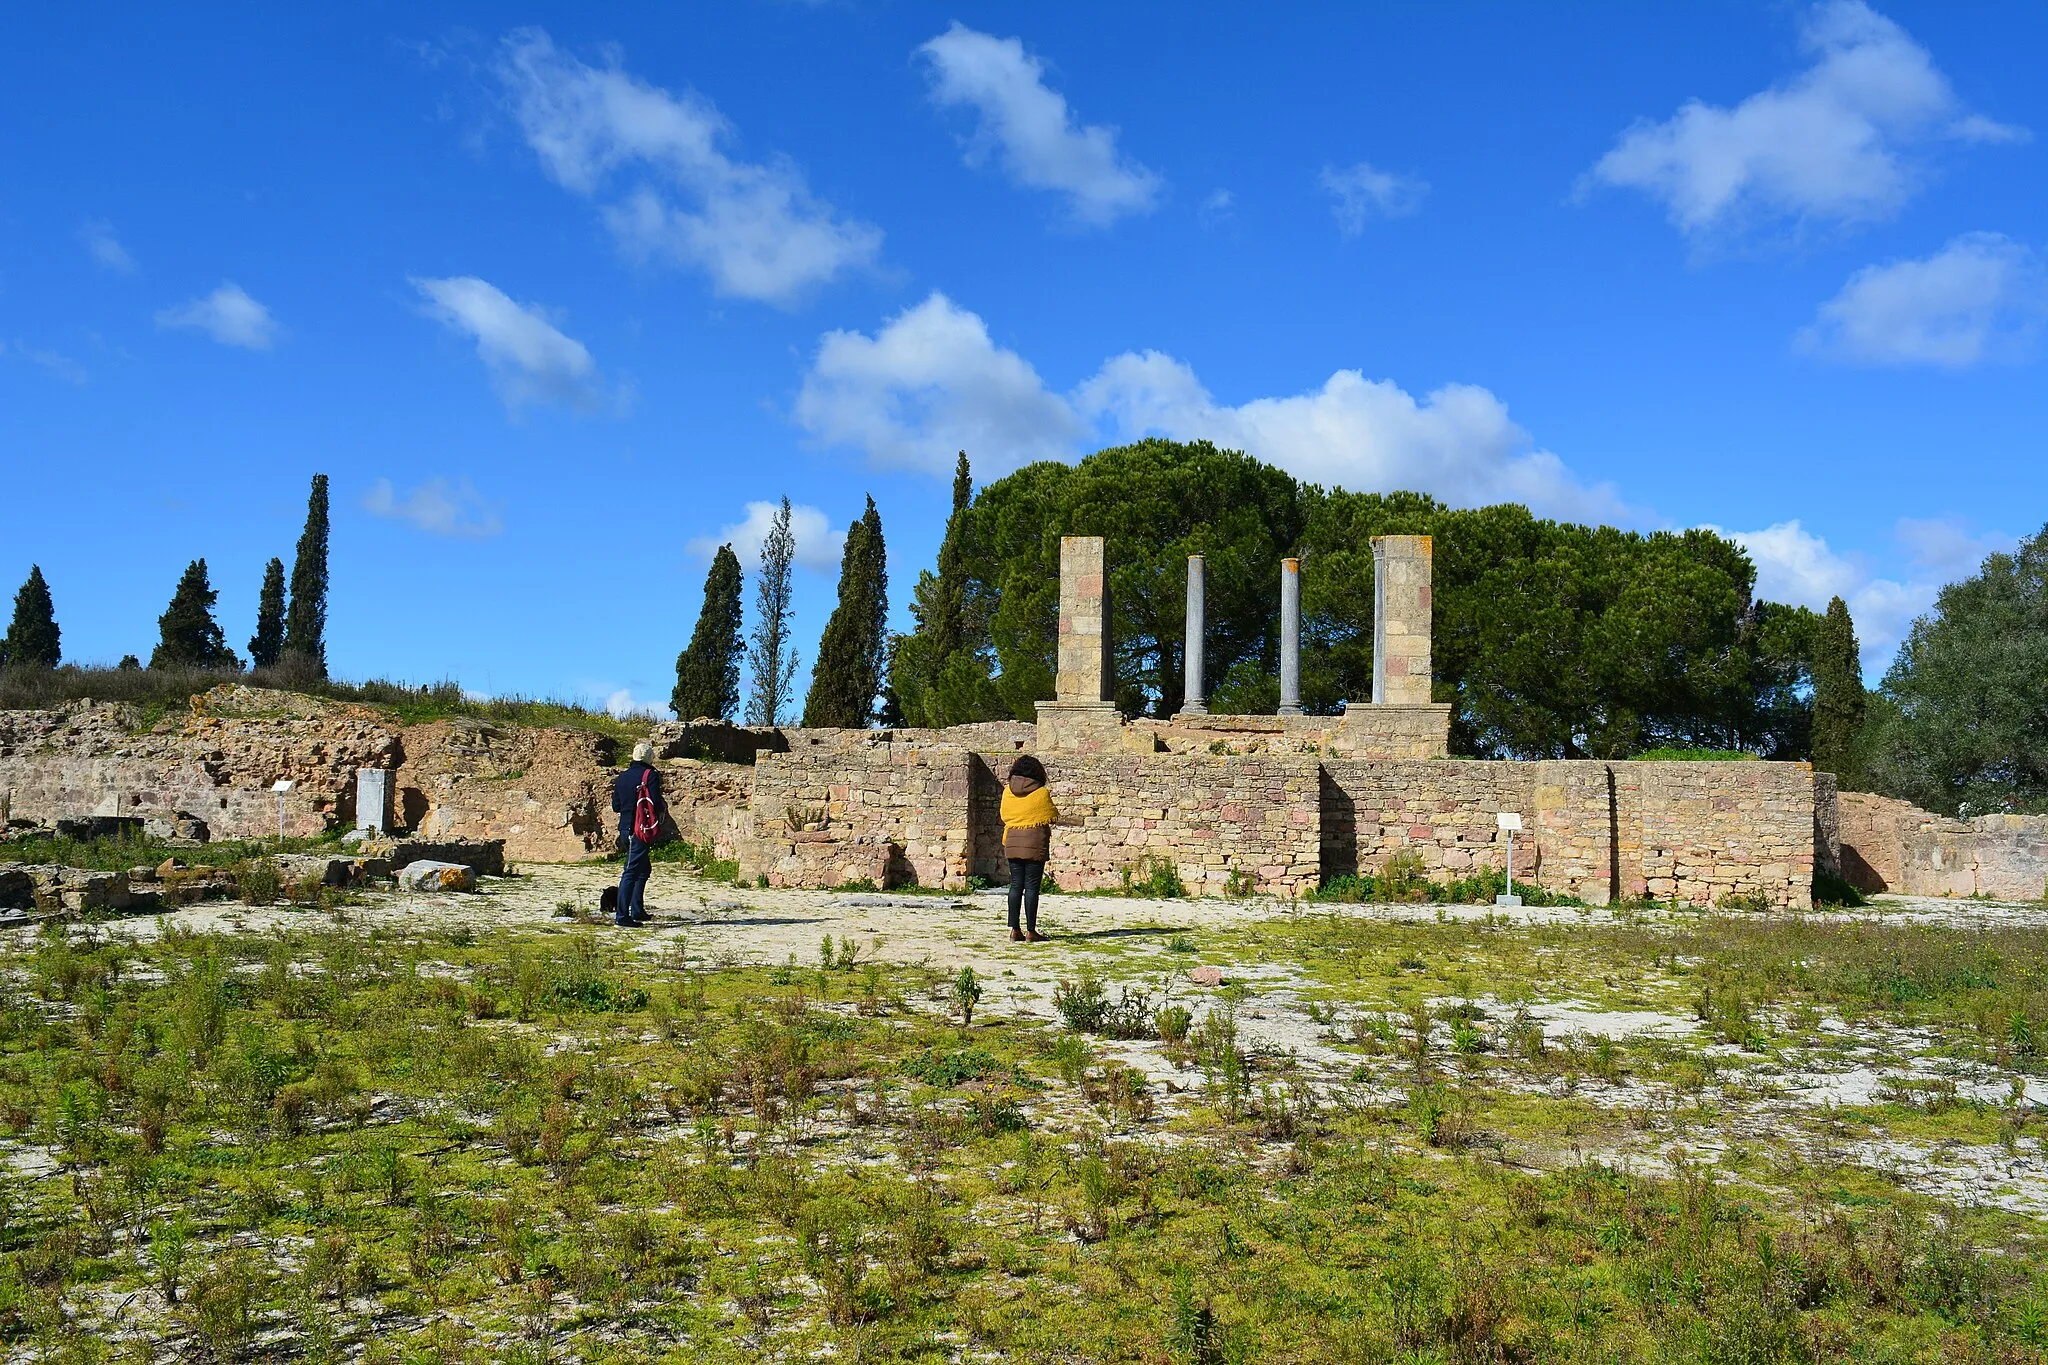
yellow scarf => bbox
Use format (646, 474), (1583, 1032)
(1000, 785), (1056, 833)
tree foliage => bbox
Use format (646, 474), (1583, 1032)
(247, 557), (286, 669)
(1864, 524), (2048, 815)
(804, 497), (890, 727)
(673, 545), (746, 722)
(282, 473), (330, 678)
(151, 559), (240, 671)
(892, 439), (1825, 758)
(745, 497), (800, 727)
(2, 565), (61, 669)
(1810, 595), (1866, 786)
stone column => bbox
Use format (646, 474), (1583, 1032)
(1055, 535), (1111, 703)
(1278, 557), (1302, 716)
(1037, 536), (1124, 751)
(1371, 535), (1434, 705)
(1182, 554), (1207, 715)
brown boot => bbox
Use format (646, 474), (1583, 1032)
(1010, 928), (1026, 942)
(1025, 930), (1047, 943)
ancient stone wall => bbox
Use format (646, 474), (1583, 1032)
(740, 747), (974, 889)
(1837, 791), (2048, 899)
(388, 717), (619, 863)
(1318, 758), (1814, 908)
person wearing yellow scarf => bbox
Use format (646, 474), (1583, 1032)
(999, 755), (1056, 941)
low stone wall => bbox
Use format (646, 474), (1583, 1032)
(740, 747), (974, 889)
(1319, 759), (1814, 908)
(1837, 792), (2048, 899)
(1140, 705), (1450, 760)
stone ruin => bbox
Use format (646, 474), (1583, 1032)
(5, 535), (2045, 910)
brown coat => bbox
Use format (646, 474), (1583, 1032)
(1001, 769), (1055, 862)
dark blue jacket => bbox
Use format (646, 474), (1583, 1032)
(612, 762), (668, 841)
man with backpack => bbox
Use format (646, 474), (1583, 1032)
(611, 740), (668, 926)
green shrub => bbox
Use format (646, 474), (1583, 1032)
(1812, 870), (1866, 907)
(234, 859), (281, 906)
(900, 1048), (1003, 1087)
(1120, 857), (1185, 899)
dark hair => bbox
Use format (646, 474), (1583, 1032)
(1010, 754), (1047, 784)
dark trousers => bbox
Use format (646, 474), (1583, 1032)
(617, 836), (651, 923)
(1007, 858), (1044, 932)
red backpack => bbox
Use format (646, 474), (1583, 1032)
(632, 770), (660, 844)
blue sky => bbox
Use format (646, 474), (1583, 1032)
(3, 3), (2043, 712)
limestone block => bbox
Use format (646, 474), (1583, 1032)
(398, 861), (476, 893)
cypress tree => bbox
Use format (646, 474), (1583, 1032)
(1, 565), (60, 669)
(803, 497), (889, 727)
(248, 557), (286, 669)
(673, 544), (746, 721)
(282, 473), (330, 678)
(151, 559), (241, 670)
(744, 497), (800, 726)
(930, 451), (971, 662)
(1811, 595), (1866, 784)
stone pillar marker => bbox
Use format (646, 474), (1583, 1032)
(1278, 557), (1302, 716)
(355, 767), (390, 834)
(1371, 535), (1434, 705)
(1037, 535), (1124, 751)
(1182, 554), (1207, 715)
(1054, 535), (1112, 703)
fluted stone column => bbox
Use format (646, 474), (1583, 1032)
(1183, 554), (1207, 714)
(1278, 557), (1302, 716)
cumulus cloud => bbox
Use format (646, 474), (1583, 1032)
(363, 476), (505, 539)
(1707, 515), (2014, 672)
(1319, 162), (1427, 234)
(155, 282), (277, 349)
(412, 275), (608, 412)
(81, 221), (135, 273)
(604, 688), (673, 721)
(795, 293), (1087, 477)
(496, 28), (880, 305)
(688, 501), (846, 576)
(1588, 1), (2024, 238)
(1797, 232), (2048, 366)
(794, 292), (1626, 521)
(918, 23), (1161, 226)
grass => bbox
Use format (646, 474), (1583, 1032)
(2, 887), (2046, 1361)
(1309, 851), (1586, 908)
(0, 663), (648, 743)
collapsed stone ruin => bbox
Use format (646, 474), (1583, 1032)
(3, 534), (2045, 910)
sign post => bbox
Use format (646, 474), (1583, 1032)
(1496, 811), (1522, 907)
(271, 779), (295, 846)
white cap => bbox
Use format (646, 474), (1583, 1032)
(632, 740), (655, 764)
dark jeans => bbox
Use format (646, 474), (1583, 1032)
(617, 836), (651, 923)
(1007, 858), (1044, 932)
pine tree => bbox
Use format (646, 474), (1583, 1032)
(282, 473), (330, 678)
(803, 497), (889, 727)
(248, 557), (286, 669)
(744, 497), (800, 726)
(1811, 594), (1866, 785)
(673, 545), (746, 721)
(1, 565), (61, 669)
(150, 559), (241, 670)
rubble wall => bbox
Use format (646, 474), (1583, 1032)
(740, 747), (974, 889)
(1837, 791), (2048, 899)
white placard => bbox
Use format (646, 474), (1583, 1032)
(1496, 811), (1522, 831)
(271, 779), (295, 793)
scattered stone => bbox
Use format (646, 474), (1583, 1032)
(1187, 965), (1225, 987)
(156, 857), (186, 877)
(398, 860), (476, 893)
(341, 828), (369, 847)
(142, 811), (210, 844)
(363, 839), (505, 877)
(127, 865), (159, 884)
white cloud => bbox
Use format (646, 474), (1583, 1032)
(795, 293), (1087, 477)
(918, 23), (1161, 227)
(81, 221), (135, 273)
(412, 275), (608, 412)
(688, 500), (846, 576)
(363, 477), (505, 539)
(605, 688), (673, 721)
(1588, 1), (2024, 238)
(496, 28), (880, 306)
(155, 282), (276, 349)
(794, 291), (1626, 521)
(1797, 232), (2048, 366)
(1319, 162), (1427, 234)
(1708, 515), (2014, 672)
(1, 340), (87, 385)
